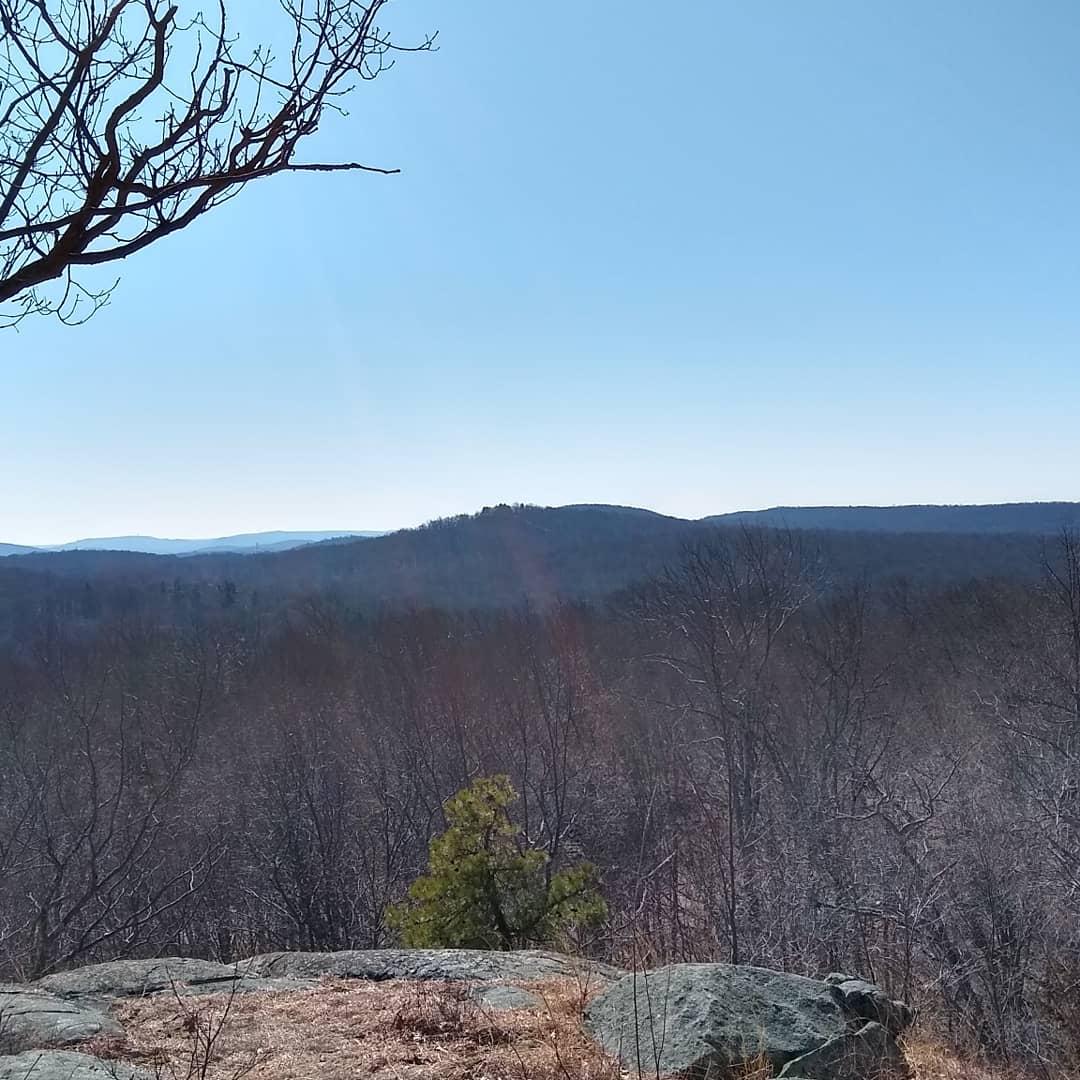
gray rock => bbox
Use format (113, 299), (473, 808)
(0, 1051), (150, 1080)
(823, 973), (854, 987)
(585, 963), (853, 1077)
(824, 976), (915, 1037)
(36, 959), (245, 999)
(0, 986), (122, 1054)
(777, 1021), (912, 1080)
(242, 948), (619, 985)
(34, 959), (311, 1002)
(469, 985), (542, 1011)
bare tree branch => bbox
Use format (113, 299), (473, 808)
(0, 0), (434, 326)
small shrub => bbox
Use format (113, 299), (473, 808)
(387, 775), (606, 950)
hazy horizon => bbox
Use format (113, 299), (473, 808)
(1, 527), (385, 549)
(7, 497), (1080, 549)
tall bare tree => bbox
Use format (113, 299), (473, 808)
(0, 0), (432, 325)
(627, 528), (817, 963)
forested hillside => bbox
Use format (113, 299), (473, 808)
(2, 511), (1080, 1073)
(0, 504), (1056, 632)
(709, 501), (1080, 533)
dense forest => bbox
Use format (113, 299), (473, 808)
(2, 506), (1080, 1073)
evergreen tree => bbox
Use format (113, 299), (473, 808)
(388, 775), (605, 950)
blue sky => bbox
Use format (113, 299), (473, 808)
(4, 0), (1080, 544)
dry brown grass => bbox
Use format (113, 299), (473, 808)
(79, 978), (1066, 1080)
(85, 977), (621, 1080)
(904, 1037), (1062, 1080)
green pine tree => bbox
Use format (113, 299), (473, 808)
(387, 775), (606, 950)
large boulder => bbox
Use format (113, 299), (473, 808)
(586, 963), (850, 1076)
(0, 1051), (150, 1080)
(777, 1021), (912, 1080)
(243, 948), (619, 985)
(0, 986), (122, 1054)
(584, 963), (913, 1079)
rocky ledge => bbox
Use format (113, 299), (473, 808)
(0, 950), (914, 1079)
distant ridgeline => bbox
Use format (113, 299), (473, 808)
(0, 503), (1075, 623)
(0, 530), (381, 557)
(707, 501), (1080, 534)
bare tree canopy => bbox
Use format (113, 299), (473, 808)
(0, 0), (432, 325)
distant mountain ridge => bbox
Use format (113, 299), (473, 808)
(0, 530), (382, 557)
(0, 543), (36, 557)
(705, 502), (1080, 534)
(6, 502), (1080, 562)
(5, 502), (1080, 564)
(2, 502), (1078, 615)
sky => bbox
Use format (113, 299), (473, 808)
(4, 0), (1080, 544)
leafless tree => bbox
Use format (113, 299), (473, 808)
(626, 528), (817, 964)
(0, 621), (224, 978)
(0, 0), (433, 325)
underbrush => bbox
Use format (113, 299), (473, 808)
(86, 977), (618, 1080)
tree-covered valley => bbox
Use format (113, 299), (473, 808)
(2, 504), (1080, 1073)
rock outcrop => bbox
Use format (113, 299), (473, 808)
(0, 1051), (149, 1080)
(3, 949), (613, 1080)
(585, 962), (914, 1080)
(242, 947), (618, 985)
(0, 985), (122, 1054)
(2, 951), (913, 1080)
(35, 957), (313, 1001)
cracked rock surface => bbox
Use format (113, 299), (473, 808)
(242, 947), (619, 985)
(0, 1050), (150, 1080)
(35, 957), (315, 1001)
(0, 985), (122, 1053)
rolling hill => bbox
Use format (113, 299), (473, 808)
(0, 543), (35, 557)
(0, 502), (1072, 621)
(0, 503), (1054, 609)
(0, 530), (381, 557)
(706, 502), (1080, 534)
